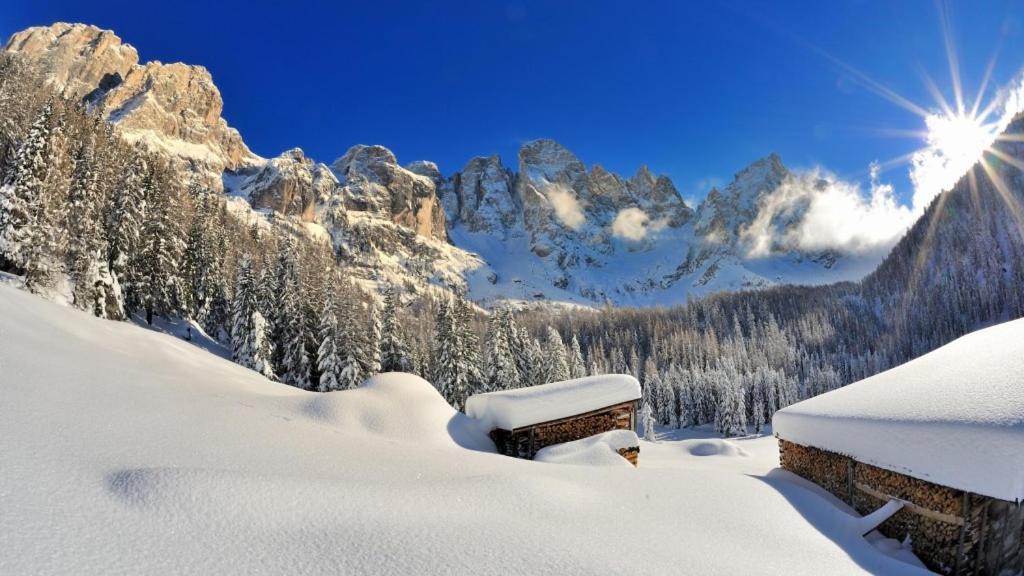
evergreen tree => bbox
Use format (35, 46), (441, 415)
(317, 298), (343, 392)
(335, 285), (366, 390)
(640, 401), (657, 442)
(540, 326), (569, 383)
(271, 240), (311, 388)
(567, 334), (586, 379)
(136, 160), (186, 324)
(0, 101), (60, 290)
(378, 284), (413, 373)
(231, 256), (275, 379)
(367, 299), (382, 376)
(482, 307), (518, 391)
(106, 153), (147, 318)
(65, 132), (113, 315)
(432, 297), (479, 410)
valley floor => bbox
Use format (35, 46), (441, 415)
(0, 284), (930, 575)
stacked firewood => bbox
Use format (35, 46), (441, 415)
(778, 440), (850, 501)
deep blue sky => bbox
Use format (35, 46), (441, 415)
(4, 1), (1024, 204)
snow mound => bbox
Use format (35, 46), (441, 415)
(774, 318), (1024, 502)
(300, 373), (495, 451)
(534, 430), (639, 467)
(466, 374), (641, 431)
(683, 439), (750, 458)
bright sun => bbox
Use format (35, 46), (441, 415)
(924, 112), (997, 172)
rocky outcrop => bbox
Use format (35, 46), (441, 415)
(241, 148), (337, 221)
(446, 155), (518, 234)
(3, 23), (255, 180)
(332, 145), (447, 241)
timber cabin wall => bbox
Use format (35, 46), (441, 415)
(779, 439), (1024, 576)
(490, 400), (637, 460)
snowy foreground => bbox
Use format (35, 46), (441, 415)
(0, 285), (930, 575)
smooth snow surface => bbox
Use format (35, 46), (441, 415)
(534, 430), (639, 467)
(0, 285), (932, 575)
(774, 318), (1024, 502)
(465, 374), (641, 431)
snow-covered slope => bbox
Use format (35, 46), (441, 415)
(774, 318), (1024, 501)
(0, 284), (930, 575)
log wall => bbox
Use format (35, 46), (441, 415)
(779, 439), (1022, 576)
(490, 401), (638, 463)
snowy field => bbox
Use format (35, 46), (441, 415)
(0, 284), (931, 575)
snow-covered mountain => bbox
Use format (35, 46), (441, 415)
(2, 22), (879, 307)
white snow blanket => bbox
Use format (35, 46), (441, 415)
(534, 430), (639, 467)
(774, 318), (1024, 502)
(466, 374), (641, 431)
(0, 285), (931, 575)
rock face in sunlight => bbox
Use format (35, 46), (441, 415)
(4, 23), (256, 182)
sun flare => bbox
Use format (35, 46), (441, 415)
(924, 111), (997, 170)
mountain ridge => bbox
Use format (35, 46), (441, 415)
(2, 22), (885, 306)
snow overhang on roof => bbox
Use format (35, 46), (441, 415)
(465, 374), (641, 431)
(773, 318), (1024, 503)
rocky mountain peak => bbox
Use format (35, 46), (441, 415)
(3, 23), (254, 182)
(329, 144), (447, 241)
(518, 139), (586, 185)
(4, 23), (138, 101)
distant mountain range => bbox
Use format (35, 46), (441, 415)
(2, 22), (887, 306)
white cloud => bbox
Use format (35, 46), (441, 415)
(611, 208), (650, 241)
(611, 207), (668, 242)
(544, 183), (586, 230)
(740, 164), (915, 258)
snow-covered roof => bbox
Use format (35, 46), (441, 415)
(466, 375), (641, 431)
(773, 319), (1024, 502)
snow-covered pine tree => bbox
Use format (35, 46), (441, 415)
(137, 160), (186, 324)
(106, 153), (147, 318)
(431, 297), (477, 410)
(482, 307), (518, 391)
(640, 400), (657, 442)
(750, 375), (766, 433)
(183, 185), (222, 327)
(65, 131), (108, 314)
(271, 239), (312, 389)
(378, 284), (413, 373)
(316, 297), (343, 392)
(335, 284), (366, 390)
(540, 326), (570, 383)
(0, 101), (58, 291)
(231, 256), (275, 379)
(367, 298), (382, 376)
(567, 334), (586, 379)
(523, 333), (545, 388)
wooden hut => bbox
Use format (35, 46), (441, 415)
(773, 319), (1024, 576)
(465, 375), (641, 464)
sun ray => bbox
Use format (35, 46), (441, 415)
(936, 0), (965, 114)
(970, 44), (1001, 119)
(919, 67), (956, 118)
(907, 183), (951, 294)
(978, 154), (1024, 237)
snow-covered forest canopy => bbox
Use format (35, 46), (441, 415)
(3, 46), (1024, 437)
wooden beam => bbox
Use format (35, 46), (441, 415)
(855, 482), (965, 527)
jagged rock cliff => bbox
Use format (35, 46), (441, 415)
(4, 23), (256, 179)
